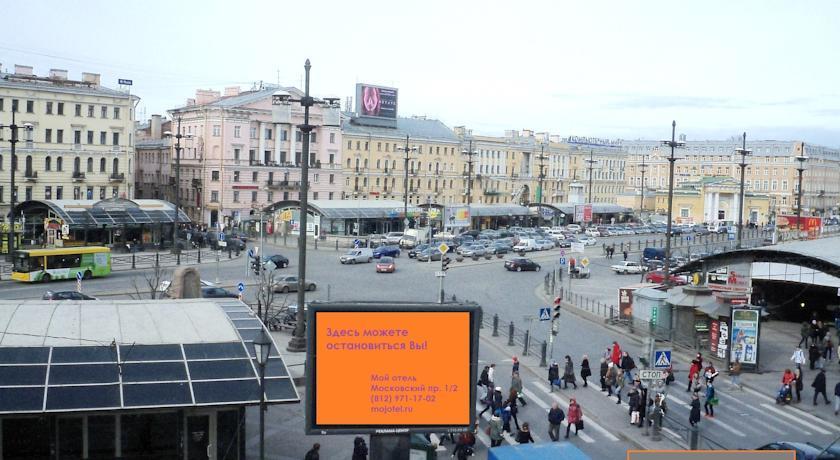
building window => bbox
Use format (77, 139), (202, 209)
(265, 128), (272, 140)
(233, 171), (240, 182)
(73, 186), (81, 200)
(87, 157), (93, 172)
(74, 104), (81, 116)
(680, 208), (689, 218)
(213, 125), (221, 136)
(87, 105), (95, 117)
(234, 126), (240, 138)
(100, 187), (106, 200)
(45, 129), (52, 143)
(297, 131), (303, 142)
(782, 180), (788, 191)
(98, 106), (106, 118)
(330, 132), (335, 143)
(11, 99), (18, 112)
(26, 100), (34, 113)
(250, 127), (257, 139)
(112, 132), (120, 146)
(252, 171), (258, 182)
(57, 130), (64, 144)
(211, 171), (219, 181)
(85, 186), (93, 199)
(233, 191), (240, 202)
(112, 186), (119, 198)
(44, 186), (52, 200)
(46, 102), (53, 114)
(311, 133), (317, 144)
(100, 132), (106, 145)
(211, 191), (219, 202)
(234, 148), (240, 161)
(347, 140), (352, 149)
(113, 107), (120, 119)
(329, 174), (334, 184)
(75, 130), (82, 145)
(25, 187), (32, 201)
(44, 156), (51, 171)
(55, 186), (63, 199)
(56, 157), (63, 171)
(313, 192), (319, 200)
(251, 191), (257, 202)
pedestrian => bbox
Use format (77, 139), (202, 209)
(501, 405), (512, 433)
(664, 365), (675, 386)
(605, 361), (618, 397)
(611, 341), (622, 366)
(688, 353), (703, 392)
(799, 321), (810, 348)
(510, 371), (526, 406)
(620, 351), (637, 384)
(623, 250), (628, 261)
(488, 363), (496, 390)
(812, 369), (831, 405)
(602, 346), (612, 362)
(703, 364), (719, 385)
(511, 356), (520, 375)
(563, 355), (578, 389)
(565, 398), (584, 438)
(515, 422), (535, 444)
(602, 242), (607, 256)
(704, 382), (716, 418)
(793, 368), (804, 403)
(304, 443), (320, 460)
(451, 433), (474, 460)
(547, 402), (565, 441)
(580, 355), (592, 387)
(548, 361), (561, 392)
(506, 389), (521, 431)
(809, 343), (821, 370)
(689, 393), (701, 426)
(352, 436), (368, 460)
(599, 358), (609, 391)
(479, 387), (503, 417)
(834, 381), (840, 416)
(488, 410), (504, 447)
(791, 346), (806, 369)
(826, 337), (834, 361)
(479, 365), (490, 400)
(811, 320), (821, 347)
(729, 359), (742, 390)
(628, 388), (641, 426)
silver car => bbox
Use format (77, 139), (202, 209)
(459, 244), (486, 257)
(272, 275), (317, 293)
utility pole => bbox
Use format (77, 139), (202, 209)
(639, 156), (648, 223)
(536, 144), (549, 224)
(585, 150), (597, 203)
(0, 111), (33, 259)
(661, 121), (685, 288)
(397, 136), (416, 229)
(796, 144), (808, 237)
(735, 132), (752, 249)
(462, 140), (478, 228)
(171, 117), (184, 261)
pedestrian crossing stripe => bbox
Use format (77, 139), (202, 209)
(654, 350), (671, 368)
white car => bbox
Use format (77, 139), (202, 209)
(578, 236), (597, 246)
(566, 224), (582, 233)
(610, 261), (646, 274)
(585, 228), (600, 237)
(535, 239), (554, 250)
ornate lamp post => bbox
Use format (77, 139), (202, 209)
(0, 111), (33, 259)
(660, 121), (685, 288)
(735, 132), (752, 249)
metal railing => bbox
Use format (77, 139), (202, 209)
(662, 413), (730, 450)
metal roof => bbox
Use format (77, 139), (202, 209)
(342, 115), (461, 142)
(16, 199), (190, 227)
(265, 199), (424, 219)
(468, 204), (530, 217)
(548, 203), (633, 214)
(0, 299), (298, 414)
(0, 73), (134, 99)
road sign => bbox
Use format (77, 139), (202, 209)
(354, 239), (361, 248)
(237, 282), (245, 293)
(580, 257), (590, 267)
(76, 272), (83, 281)
(559, 257), (567, 266)
(654, 350), (672, 369)
(434, 271), (446, 278)
(247, 248), (254, 258)
(218, 241), (227, 247)
(728, 232), (735, 241)
(560, 249), (566, 257)
(438, 242), (450, 254)
(118, 78), (133, 86)
(218, 232), (226, 242)
(539, 307), (551, 321)
(403, 218), (410, 228)
(638, 369), (667, 380)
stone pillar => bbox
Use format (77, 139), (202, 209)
(258, 122), (266, 164)
(289, 124), (297, 166)
(713, 192), (720, 221)
(274, 123), (282, 164)
(704, 192), (713, 223)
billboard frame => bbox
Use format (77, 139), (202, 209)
(355, 83), (399, 120)
(304, 301), (480, 435)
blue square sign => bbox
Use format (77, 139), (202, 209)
(654, 350), (671, 369)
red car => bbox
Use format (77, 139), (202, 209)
(644, 270), (688, 285)
(375, 256), (396, 273)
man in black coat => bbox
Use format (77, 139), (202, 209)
(548, 362), (560, 392)
(808, 344), (821, 370)
(812, 369), (830, 405)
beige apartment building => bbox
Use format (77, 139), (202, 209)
(622, 139), (840, 221)
(134, 114), (173, 201)
(0, 65), (137, 217)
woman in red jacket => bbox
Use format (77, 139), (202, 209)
(565, 398), (584, 438)
(610, 341), (622, 366)
(687, 353), (703, 392)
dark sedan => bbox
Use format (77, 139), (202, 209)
(416, 248), (443, 262)
(263, 254), (289, 268)
(373, 245), (401, 258)
(504, 258), (541, 272)
(43, 291), (97, 300)
(408, 244), (430, 258)
(201, 287), (239, 298)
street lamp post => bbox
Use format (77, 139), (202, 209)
(661, 121), (685, 288)
(461, 140), (478, 228)
(164, 117), (192, 261)
(0, 111), (33, 259)
(735, 132), (752, 249)
(272, 59), (339, 352)
(397, 136), (417, 229)
(638, 156), (648, 223)
(796, 147), (808, 237)
(536, 144), (549, 225)
(252, 328), (272, 460)
(585, 149), (597, 204)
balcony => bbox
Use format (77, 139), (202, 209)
(24, 170), (38, 181)
(168, 177), (176, 186)
(109, 173), (125, 183)
(191, 178), (202, 188)
(266, 180), (301, 191)
(384, 168), (391, 175)
(72, 171), (85, 182)
(484, 189), (501, 196)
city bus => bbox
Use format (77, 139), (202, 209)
(11, 247), (111, 282)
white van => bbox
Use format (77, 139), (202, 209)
(339, 248), (373, 264)
(513, 239), (537, 252)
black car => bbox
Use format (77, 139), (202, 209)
(42, 291), (98, 300)
(201, 287), (239, 298)
(504, 258), (541, 272)
(756, 442), (839, 459)
(263, 254), (289, 268)
(408, 244), (430, 258)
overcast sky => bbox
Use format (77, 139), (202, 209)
(5, 1), (840, 145)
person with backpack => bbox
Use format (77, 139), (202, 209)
(451, 435), (474, 460)
(548, 361), (561, 392)
(547, 402), (565, 441)
(515, 422), (535, 444)
(352, 437), (368, 460)
(488, 410), (504, 447)
(689, 393), (701, 426)
(620, 351), (636, 384)
(687, 353), (703, 392)
(478, 366), (490, 401)
(501, 406), (513, 433)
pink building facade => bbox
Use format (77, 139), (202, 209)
(169, 85), (343, 229)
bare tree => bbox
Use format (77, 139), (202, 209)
(130, 264), (171, 300)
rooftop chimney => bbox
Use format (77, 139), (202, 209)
(81, 72), (101, 86)
(14, 65), (33, 76)
(522, 129), (534, 137)
(151, 114), (162, 139)
(195, 89), (221, 105)
(223, 86), (241, 97)
(49, 69), (68, 80)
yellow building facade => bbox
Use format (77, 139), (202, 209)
(653, 176), (771, 226)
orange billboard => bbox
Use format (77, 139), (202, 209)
(305, 303), (479, 434)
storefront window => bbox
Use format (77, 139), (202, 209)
(58, 417), (84, 458)
(217, 409), (242, 459)
(2, 417), (51, 459)
(88, 415), (116, 459)
(121, 412), (180, 459)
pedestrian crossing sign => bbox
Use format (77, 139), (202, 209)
(654, 350), (671, 369)
(539, 307), (551, 321)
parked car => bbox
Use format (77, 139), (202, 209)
(416, 248), (443, 262)
(504, 258), (541, 272)
(578, 236), (597, 246)
(408, 243), (430, 258)
(584, 228), (600, 237)
(535, 239), (554, 251)
(557, 239), (574, 248)
(459, 244), (487, 257)
(756, 442), (839, 459)
(43, 291), (98, 300)
(263, 254), (289, 268)
(512, 239), (537, 252)
(375, 256), (396, 273)
(373, 245), (401, 258)
(645, 259), (665, 271)
(339, 248), (373, 264)
(384, 232), (404, 245)
(490, 242), (511, 254)
(272, 275), (317, 293)
(644, 270), (688, 285)
(610, 261), (646, 274)
(201, 287), (238, 298)
(158, 279), (216, 296)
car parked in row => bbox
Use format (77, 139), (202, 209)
(201, 287), (239, 298)
(610, 261), (646, 274)
(416, 248), (443, 262)
(339, 248), (373, 264)
(43, 291), (98, 300)
(504, 258), (541, 272)
(644, 270), (688, 285)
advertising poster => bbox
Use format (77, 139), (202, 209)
(618, 288), (633, 319)
(306, 303), (478, 434)
(574, 205), (584, 223)
(583, 204), (593, 223)
(709, 320), (720, 355)
(730, 308), (760, 366)
(357, 84), (398, 119)
(445, 206), (471, 227)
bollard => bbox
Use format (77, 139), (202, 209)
(197, 249), (201, 264)
(335, 240), (339, 251)
(508, 322), (515, 346)
(314, 238), (318, 250)
(478, 309), (484, 329)
(688, 424), (700, 449)
(155, 252), (160, 267)
(637, 240), (641, 250)
(539, 341), (547, 367)
(492, 314), (499, 337)
(228, 247), (232, 259)
(522, 330), (530, 356)
(131, 254), (136, 269)
(176, 251), (181, 266)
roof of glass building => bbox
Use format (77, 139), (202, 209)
(15, 198), (190, 226)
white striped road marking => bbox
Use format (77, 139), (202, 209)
(760, 403), (828, 435)
(703, 414), (747, 437)
(661, 427), (687, 447)
(583, 381), (631, 409)
(475, 428), (491, 447)
(532, 382), (617, 442)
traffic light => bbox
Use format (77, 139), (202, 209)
(251, 256), (261, 276)
(442, 257), (451, 271)
(552, 296), (562, 320)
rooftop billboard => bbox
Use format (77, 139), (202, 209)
(356, 84), (398, 119)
